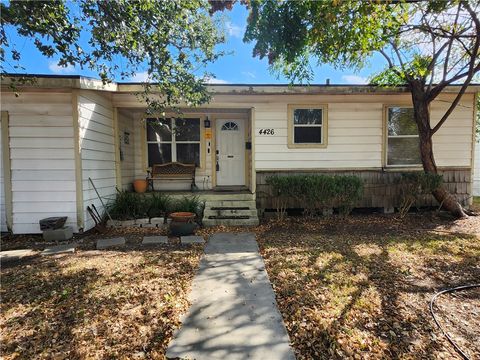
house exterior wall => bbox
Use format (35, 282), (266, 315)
(78, 90), (117, 231)
(474, 139), (480, 196)
(118, 110), (136, 190)
(0, 113), (7, 232)
(0, 92), (78, 234)
(247, 93), (474, 170)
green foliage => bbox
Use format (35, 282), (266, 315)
(169, 196), (203, 218)
(396, 172), (444, 218)
(1, 0), (225, 111)
(266, 174), (364, 219)
(147, 193), (172, 219)
(108, 191), (149, 220)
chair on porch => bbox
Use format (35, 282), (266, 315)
(147, 162), (196, 191)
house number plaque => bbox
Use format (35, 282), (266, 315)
(258, 129), (275, 135)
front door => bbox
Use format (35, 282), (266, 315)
(216, 119), (245, 186)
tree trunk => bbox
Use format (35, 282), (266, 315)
(410, 82), (467, 218)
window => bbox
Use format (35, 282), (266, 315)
(288, 105), (327, 147)
(386, 107), (421, 166)
(146, 117), (201, 167)
(221, 121), (239, 131)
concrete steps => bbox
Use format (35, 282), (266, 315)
(202, 197), (259, 227)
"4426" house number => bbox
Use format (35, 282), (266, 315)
(258, 128), (275, 135)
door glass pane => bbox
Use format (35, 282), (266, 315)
(177, 143), (200, 166)
(294, 126), (322, 143)
(175, 118), (200, 141)
(388, 108), (417, 136)
(293, 109), (322, 125)
(148, 143), (172, 166)
(147, 118), (172, 142)
(387, 137), (421, 165)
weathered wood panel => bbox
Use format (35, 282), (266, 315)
(1, 92), (78, 233)
(256, 169), (472, 211)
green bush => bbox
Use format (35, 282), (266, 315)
(147, 192), (171, 218)
(396, 172), (443, 217)
(108, 191), (149, 220)
(169, 196), (203, 218)
(266, 174), (364, 218)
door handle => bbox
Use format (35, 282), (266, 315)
(227, 155), (234, 158)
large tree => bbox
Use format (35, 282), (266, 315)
(216, 0), (480, 217)
(1, 0), (224, 110)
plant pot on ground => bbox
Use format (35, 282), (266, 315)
(169, 221), (198, 236)
(133, 179), (148, 193)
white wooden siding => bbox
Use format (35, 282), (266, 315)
(78, 90), (117, 231)
(1, 92), (77, 234)
(233, 93), (474, 170)
(474, 139), (480, 196)
(0, 116), (6, 232)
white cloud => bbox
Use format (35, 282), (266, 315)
(205, 77), (229, 84)
(130, 71), (149, 82)
(241, 71), (256, 79)
(48, 60), (75, 74)
(341, 75), (368, 84)
(225, 21), (244, 39)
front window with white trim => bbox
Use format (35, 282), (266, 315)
(146, 118), (200, 167)
(293, 108), (324, 144)
(386, 107), (421, 166)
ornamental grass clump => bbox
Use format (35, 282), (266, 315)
(108, 190), (149, 220)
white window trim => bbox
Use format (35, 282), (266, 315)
(287, 104), (328, 149)
(385, 105), (422, 167)
(146, 117), (202, 167)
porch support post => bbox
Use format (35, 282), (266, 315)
(113, 107), (122, 190)
(1, 111), (13, 232)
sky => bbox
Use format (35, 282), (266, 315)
(3, 3), (388, 85)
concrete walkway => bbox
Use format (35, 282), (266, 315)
(167, 232), (295, 360)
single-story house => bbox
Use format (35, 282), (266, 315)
(0, 75), (478, 234)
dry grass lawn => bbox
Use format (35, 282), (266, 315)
(1, 246), (202, 359)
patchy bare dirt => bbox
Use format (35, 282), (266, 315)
(254, 214), (480, 360)
(1, 210), (479, 359)
(0, 244), (202, 360)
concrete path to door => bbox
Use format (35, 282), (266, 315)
(166, 232), (295, 360)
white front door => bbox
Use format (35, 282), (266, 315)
(216, 119), (245, 186)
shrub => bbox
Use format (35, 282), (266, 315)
(334, 175), (364, 217)
(169, 196), (203, 218)
(108, 190), (149, 220)
(396, 172), (443, 217)
(147, 192), (171, 219)
(266, 174), (364, 218)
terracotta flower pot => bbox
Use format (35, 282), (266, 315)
(133, 179), (148, 193)
(170, 212), (196, 223)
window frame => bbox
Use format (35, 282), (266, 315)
(287, 104), (328, 148)
(384, 105), (422, 168)
(144, 116), (204, 169)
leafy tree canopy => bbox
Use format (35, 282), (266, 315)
(1, 0), (225, 111)
(243, 0), (480, 91)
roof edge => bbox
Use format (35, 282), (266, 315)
(2, 73), (479, 94)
